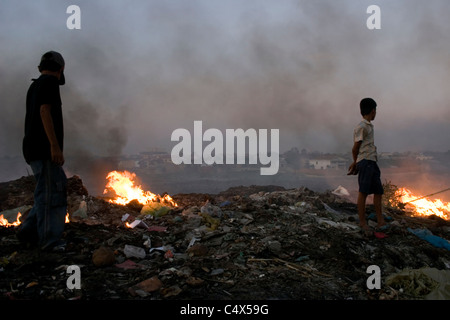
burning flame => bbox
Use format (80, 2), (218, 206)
(396, 188), (450, 220)
(0, 212), (22, 228)
(0, 212), (70, 228)
(103, 170), (177, 207)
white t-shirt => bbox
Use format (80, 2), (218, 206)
(354, 119), (377, 163)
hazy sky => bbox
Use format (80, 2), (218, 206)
(2, 0), (450, 163)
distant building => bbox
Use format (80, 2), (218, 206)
(138, 149), (172, 168)
(379, 152), (393, 160)
(309, 156), (348, 170)
(118, 159), (139, 170)
(309, 159), (331, 170)
(415, 153), (433, 161)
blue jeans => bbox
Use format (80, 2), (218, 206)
(18, 160), (67, 249)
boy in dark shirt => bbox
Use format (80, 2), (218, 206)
(18, 51), (67, 251)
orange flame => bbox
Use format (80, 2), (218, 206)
(0, 212), (70, 228)
(0, 212), (22, 227)
(396, 188), (450, 220)
(103, 170), (177, 207)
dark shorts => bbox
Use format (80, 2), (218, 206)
(356, 159), (384, 195)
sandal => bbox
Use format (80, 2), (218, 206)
(374, 231), (388, 239)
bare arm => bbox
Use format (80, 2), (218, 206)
(352, 141), (362, 163)
(348, 141), (362, 175)
(40, 104), (64, 165)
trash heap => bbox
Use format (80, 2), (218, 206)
(1, 175), (450, 300)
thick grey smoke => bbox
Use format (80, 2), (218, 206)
(1, 0), (450, 190)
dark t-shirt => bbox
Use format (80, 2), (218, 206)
(23, 74), (64, 164)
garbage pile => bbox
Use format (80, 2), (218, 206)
(1, 175), (450, 300)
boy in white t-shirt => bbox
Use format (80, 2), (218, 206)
(348, 98), (385, 236)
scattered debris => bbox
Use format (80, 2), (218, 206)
(386, 267), (450, 299)
(1, 175), (450, 300)
(408, 228), (450, 250)
(92, 246), (116, 267)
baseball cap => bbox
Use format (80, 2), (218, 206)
(39, 51), (65, 85)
